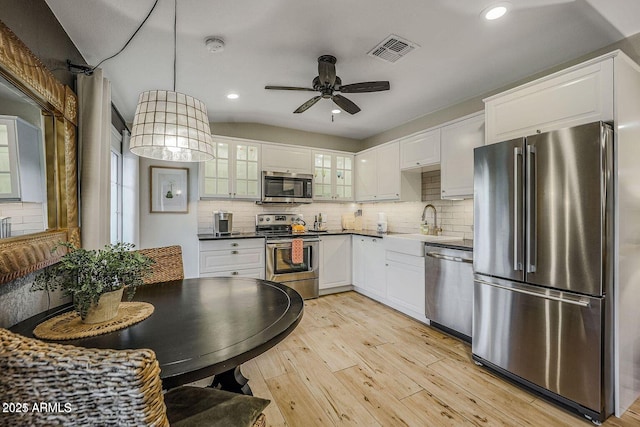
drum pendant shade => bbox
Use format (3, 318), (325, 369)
(129, 90), (214, 162)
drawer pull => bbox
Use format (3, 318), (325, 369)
(231, 271), (239, 275)
(231, 250), (239, 254)
(231, 243), (239, 247)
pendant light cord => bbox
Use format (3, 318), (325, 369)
(173, 0), (177, 92)
(81, 0), (160, 73)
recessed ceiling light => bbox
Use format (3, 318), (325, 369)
(226, 93), (239, 99)
(331, 109), (341, 114)
(482, 2), (511, 20)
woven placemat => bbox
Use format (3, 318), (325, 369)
(33, 302), (154, 341)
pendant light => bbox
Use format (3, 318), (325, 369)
(129, 0), (214, 162)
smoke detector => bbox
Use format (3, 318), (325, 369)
(205, 37), (225, 53)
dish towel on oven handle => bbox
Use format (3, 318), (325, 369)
(291, 238), (304, 264)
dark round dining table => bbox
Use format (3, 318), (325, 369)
(10, 277), (304, 393)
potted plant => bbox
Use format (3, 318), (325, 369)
(31, 242), (154, 323)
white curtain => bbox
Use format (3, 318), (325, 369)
(78, 69), (111, 249)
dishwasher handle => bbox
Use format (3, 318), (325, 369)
(426, 251), (473, 264)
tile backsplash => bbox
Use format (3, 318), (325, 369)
(197, 170), (474, 240)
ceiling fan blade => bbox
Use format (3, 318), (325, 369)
(265, 85), (316, 91)
(332, 94), (361, 115)
(293, 96), (322, 113)
(318, 55), (337, 87)
(339, 81), (390, 93)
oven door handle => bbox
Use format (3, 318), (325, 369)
(267, 239), (320, 246)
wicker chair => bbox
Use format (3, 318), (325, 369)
(137, 245), (185, 284)
(0, 328), (268, 427)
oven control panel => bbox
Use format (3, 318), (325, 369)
(256, 213), (303, 227)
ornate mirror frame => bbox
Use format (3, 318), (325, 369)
(0, 20), (79, 284)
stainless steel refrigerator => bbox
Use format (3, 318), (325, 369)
(472, 121), (613, 424)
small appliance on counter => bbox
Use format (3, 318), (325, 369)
(213, 211), (233, 235)
(377, 212), (388, 233)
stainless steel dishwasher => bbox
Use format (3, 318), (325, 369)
(424, 243), (473, 342)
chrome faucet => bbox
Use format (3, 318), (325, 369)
(421, 204), (440, 235)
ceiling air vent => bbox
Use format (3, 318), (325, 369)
(367, 34), (419, 63)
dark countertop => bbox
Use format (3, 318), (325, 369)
(198, 232), (266, 240)
(198, 230), (472, 250)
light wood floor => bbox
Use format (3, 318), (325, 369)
(242, 291), (640, 427)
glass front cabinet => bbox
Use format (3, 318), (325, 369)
(312, 150), (354, 201)
(200, 137), (261, 200)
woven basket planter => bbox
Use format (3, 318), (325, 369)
(83, 287), (124, 324)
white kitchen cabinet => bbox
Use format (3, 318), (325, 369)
(312, 150), (354, 201)
(355, 141), (420, 202)
(199, 238), (265, 278)
(319, 235), (351, 293)
(375, 142), (401, 200)
(0, 115), (44, 201)
(385, 250), (425, 317)
(261, 144), (312, 174)
(400, 128), (440, 170)
(484, 56), (614, 144)
(351, 235), (386, 300)
(200, 136), (261, 200)
(440, 112), (484, 199)
(354, 149), (377, 201)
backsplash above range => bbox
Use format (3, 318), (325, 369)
(197, 170), (473, 240)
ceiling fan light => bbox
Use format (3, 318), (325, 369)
(482, 2), (511, 20)
(130, 90), (214, 162)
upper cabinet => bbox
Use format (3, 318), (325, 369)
(355, 141), (421, 202)
(0, 115), (44, 202)
(262, 144), (312, 174)
(200, 136), (261, 199)
(440, 113), (484, 199)
(312, 150), (354, 201)
(399, 129), (440, 170)
(484, 56), (614, 144)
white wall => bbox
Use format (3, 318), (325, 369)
(139, 159), (200, 278)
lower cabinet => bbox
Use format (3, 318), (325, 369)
(199, 238), (265, 279)
(385, 250), (425, 318)
(352, 235), (386, 300)
(319, 235), (351, 293)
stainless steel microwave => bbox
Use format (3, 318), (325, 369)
(262, 171), (313, 203)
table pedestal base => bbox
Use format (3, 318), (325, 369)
(210, 366), (252, 395)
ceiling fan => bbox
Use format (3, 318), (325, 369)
(265, 55), (390, 115)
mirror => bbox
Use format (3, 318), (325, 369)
(0, 73), (49, 237)
(0, 20), (79, 284)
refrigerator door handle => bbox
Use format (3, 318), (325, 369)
(526, 144), (537, 273)
(474, 278), (590, 307)
(514, 146), (523, 271)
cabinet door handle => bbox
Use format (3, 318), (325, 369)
(231, 250), (239, 254)
(416, 162), (420, 165)
(231, 271), (239, 275)
(231, 243), (239, 247)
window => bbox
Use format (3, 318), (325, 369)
(110, 127), (123, 244)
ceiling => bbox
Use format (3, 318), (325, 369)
(44, 0), (640, 140)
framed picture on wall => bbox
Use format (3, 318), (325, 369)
(150, 166), (188, 213)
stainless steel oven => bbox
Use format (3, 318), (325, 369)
(257, 213), (319, 299)
(262, 171), (313, 203)
(266, 237), (319, 299)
